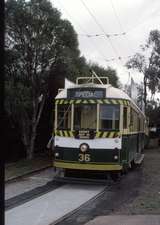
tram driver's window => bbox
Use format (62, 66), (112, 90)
(99, 105), (120, 130)
(123, 107), (127, 129)
(57, 105), (71, 129)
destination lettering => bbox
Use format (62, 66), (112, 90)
(67, 88), (105, 99)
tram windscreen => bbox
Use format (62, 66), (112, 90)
(57, 105), (71, 129)
(99, 105), (120, 130)
(74, 105), (97, 130)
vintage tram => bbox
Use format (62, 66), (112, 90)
(53, 73), (148, 177)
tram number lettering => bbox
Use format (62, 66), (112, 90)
(78, 154), (91, 162)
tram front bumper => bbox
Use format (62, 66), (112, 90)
(54, 161), (122, 171)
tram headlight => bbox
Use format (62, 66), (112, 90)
(55, 152), (59, 157)
(80, 143), (89, 152)
(114, 155), (118, 160)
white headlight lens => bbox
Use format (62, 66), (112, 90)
(80, 144), (88, 152)
(55, 152), (59, 157)
(114, 155), (118, 160)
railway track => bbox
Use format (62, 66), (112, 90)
(5, 167), (122, 225)
(5, 174), (113, 210)
(5, 180), (108, 225)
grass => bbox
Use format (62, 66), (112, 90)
(5, 153), (52, 181)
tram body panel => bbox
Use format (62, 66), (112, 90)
(54, 136), (122, 149)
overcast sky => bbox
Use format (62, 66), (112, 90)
(51, 0), (160, 87)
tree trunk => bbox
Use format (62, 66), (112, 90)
(27, 123), (37, 159)
(144, 75), (147, 113)
(26, 95), (46, 159)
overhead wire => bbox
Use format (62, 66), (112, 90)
(80, 0), (121, 59)
(78, 32), (126, 37)
(57, 0), (112, 62)
(54, 0), (136, 64)
(109, 0), (135, 60)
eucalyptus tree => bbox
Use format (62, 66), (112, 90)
(5, 0), (79, 159)
(126, 30), (160, 112)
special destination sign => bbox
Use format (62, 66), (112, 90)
(67, 88), (106, 99)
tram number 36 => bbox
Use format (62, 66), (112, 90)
(78, 153), (91, 162)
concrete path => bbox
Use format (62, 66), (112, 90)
(5, 168), (55, 200)
(5, 184), (105, 225)
(85, 215), (160, 225)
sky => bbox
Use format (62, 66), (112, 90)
(51, 0), (160, 88)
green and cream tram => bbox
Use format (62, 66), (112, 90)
(53, 74), (148, 176)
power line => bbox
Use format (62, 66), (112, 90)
(57, 0), (108, 61)
(54, 0), (134, 67)
(78, 32), (126, 37)
(80, 0), (121, 58)
(110, 0), (125, 33)
(108, 0), (135, 56)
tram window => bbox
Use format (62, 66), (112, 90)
(123, 107), (127, 129)
(74, 104), (97, 130)
(57, 105), (71, 129)
(99, 105), (120, 130)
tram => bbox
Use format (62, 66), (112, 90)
(53, 72), (148, 177)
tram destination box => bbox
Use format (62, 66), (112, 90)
(67, 88), (106, 99)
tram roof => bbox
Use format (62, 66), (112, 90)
(55, 83), (145, 117)
(56, 83), (130, 101)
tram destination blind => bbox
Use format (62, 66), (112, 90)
(67, 88), (106, 99)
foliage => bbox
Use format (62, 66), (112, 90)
(146, 30), (160, 94)
(146, 99), (160, 126)
(126, 30), (160, 111)
(89, 63), (119, 87)
(5, 0), (81, 159)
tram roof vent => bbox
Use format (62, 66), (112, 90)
(76, 70), (109, 85)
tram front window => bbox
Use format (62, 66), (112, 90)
(57, 105), (71, 129)
(74, 104), (97, 130)
(99, 105), (120, 130)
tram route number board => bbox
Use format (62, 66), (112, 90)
(67, 88), (106, 99)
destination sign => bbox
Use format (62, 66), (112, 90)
(67, 88), (105, 99)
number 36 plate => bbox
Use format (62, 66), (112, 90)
(78, 153), (91, 162)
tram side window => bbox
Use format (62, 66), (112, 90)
(123, 107), (127, 129)
(57, 105), (71, 129)
(130, 108), (134, 131)
(130, 108), (139, 131)
(99, 105), (120, 130)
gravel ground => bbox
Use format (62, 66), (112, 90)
(115, 146), (160, 215)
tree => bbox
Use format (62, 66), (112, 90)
(126, 30), (160, 112)
(146, 30), (160, 95)
(5, 0), (80, 159)
(126, 53), (147, 111)
(89, 63), (119, 87)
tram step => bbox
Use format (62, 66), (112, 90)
(134, 153), (144, 164)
